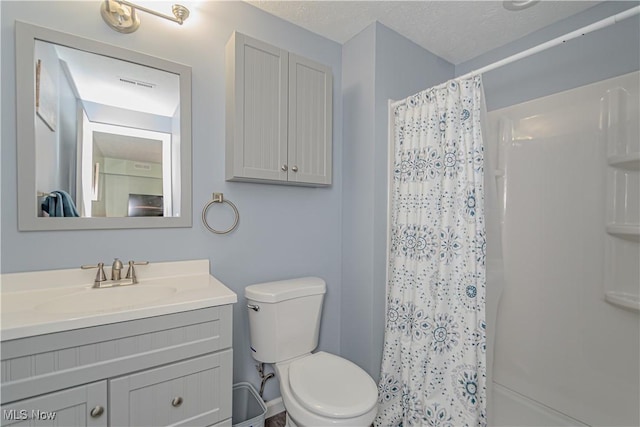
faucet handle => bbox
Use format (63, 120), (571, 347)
(81, 262), (107, 286)
(125, 260), (149, 284)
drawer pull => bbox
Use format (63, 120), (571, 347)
(172, 397), (184, 407)
(90, 406), (104, 418)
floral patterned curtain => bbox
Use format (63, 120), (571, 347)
(376, 76), (487, 426)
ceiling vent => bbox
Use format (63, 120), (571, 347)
(119, 77), (156, 89)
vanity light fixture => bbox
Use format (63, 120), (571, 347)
(101, 0), (190, 34)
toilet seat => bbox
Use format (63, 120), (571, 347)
(288, 352), (378, 419)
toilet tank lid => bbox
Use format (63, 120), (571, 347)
(245, 277), (326, 303)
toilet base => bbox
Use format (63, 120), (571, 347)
(285, 412), (298, 427)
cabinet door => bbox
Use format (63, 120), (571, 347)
(226, 32), (288, 182)
(109, 350), (232, 427)
(1, 381), (107, 427)
(288, 54), (333, 185)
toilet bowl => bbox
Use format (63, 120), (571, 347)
(276, 352), (378, 427)
(245, 277), (379, 427)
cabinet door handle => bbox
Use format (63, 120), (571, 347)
(172, 396), (184, 407)
(90, 406), (104, 418)
(281, 165), (288, 171)
(291, 165), (298, 172)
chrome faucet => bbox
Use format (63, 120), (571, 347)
(111, 258), (124, 281)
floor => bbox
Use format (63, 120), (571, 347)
(265, 411), (286, 427)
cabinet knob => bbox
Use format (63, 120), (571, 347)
(90, 406), (104, 418)
(291, 165), (298, 172)
(172, 396), (184, 407)
(281, 165), (288, 171)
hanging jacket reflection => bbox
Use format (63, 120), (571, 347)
(41, 190), (80, 217)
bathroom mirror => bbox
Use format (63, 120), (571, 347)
(15, 21), (192, 230)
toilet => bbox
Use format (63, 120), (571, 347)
(245, 277), (378, 427)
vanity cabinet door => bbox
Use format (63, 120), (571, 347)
(0, 381), (107, 427)
(109, 350), (232, 427)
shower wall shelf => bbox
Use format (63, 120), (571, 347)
(606, 224), (640, 240)
(605, 292), (640, 312)
(607, 153), (640, 170)
(601, 76), (639, 313)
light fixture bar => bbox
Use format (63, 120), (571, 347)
(101, 0), (190, 33)
(117, 0), (189, 25)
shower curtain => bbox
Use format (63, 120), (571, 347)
(376, 75), (487, 426)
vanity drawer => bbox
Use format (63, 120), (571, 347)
(109, 350), (232, 427)
(1, 305), (232, 404)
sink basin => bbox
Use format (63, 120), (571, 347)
(36, 285), (178, 314)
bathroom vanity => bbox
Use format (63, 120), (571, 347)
(0, 260), (236, 427)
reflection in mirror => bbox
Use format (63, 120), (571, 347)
(35, 40), (180, 219)
(88, 124), (170, 218)
(16, 22), (192, 230)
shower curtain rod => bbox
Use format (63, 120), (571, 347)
(391, 5), (640, 109)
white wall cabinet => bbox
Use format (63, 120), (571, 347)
(226, 32), (332, 186)
(1, 306), (233, 427)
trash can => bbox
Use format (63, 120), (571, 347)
(232, 382), (267, 427)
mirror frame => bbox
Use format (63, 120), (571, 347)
(16, 21), (192, 230)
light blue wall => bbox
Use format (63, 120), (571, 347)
(456, 1), (640, 111)
(341, 22), (454, 379)
(340, 22), (376, 378)
(0, 0), (342, 401)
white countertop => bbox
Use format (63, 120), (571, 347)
(0, 259), (237, 341)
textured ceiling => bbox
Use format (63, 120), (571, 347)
(246, 1), (603, 64)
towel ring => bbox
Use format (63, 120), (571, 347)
(201, 193), (239, 234)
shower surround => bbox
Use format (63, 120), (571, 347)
(487, 71), (639, 427)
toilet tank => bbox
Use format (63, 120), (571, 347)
(245, 277), (326, 363)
